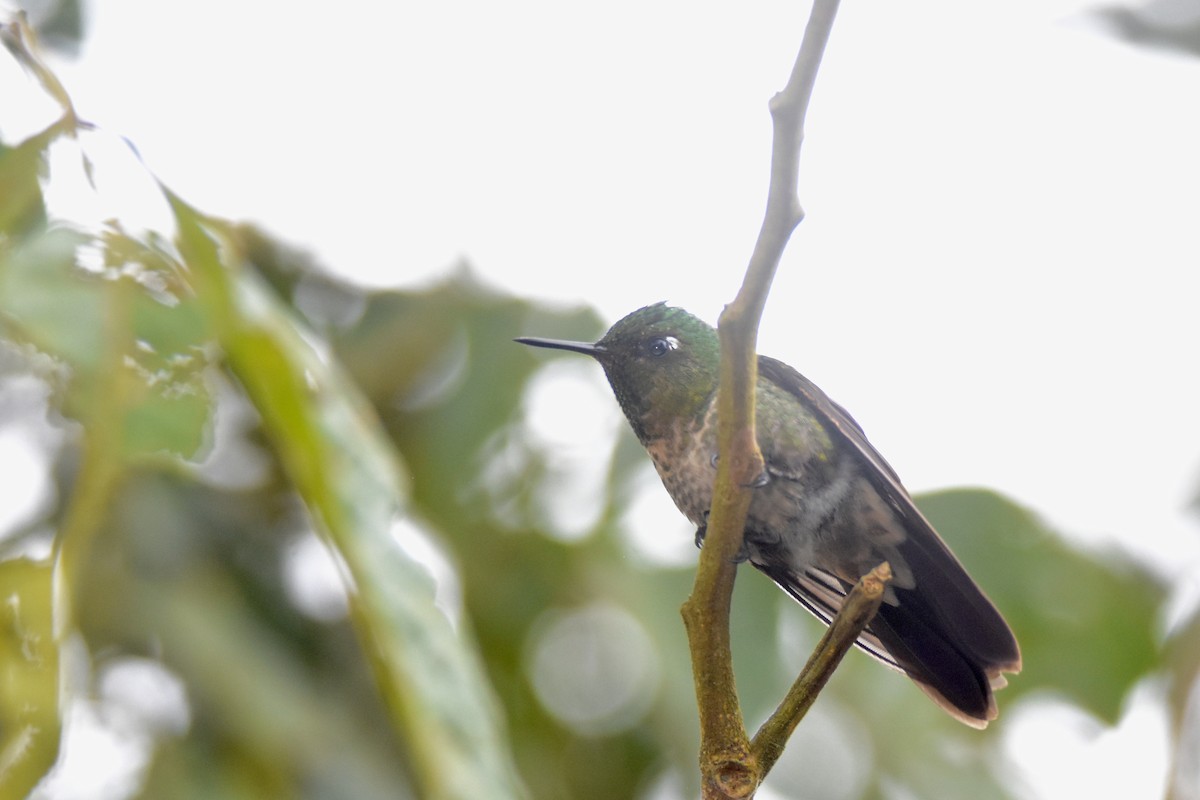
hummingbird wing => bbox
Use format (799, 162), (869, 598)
(755, 355), (1022, 727)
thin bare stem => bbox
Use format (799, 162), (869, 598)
(1, 14), (81, 126)
(751, 562), (892, 775)
(680, 2), (844, 798)
(737, 0), (841, 325)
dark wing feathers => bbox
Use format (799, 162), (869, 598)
(755, 355), (1021, 726)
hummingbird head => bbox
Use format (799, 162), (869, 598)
(517, 303), (720, 444)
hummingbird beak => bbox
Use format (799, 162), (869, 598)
(514, 336), (605, 358)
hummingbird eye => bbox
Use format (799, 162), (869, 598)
(645, 336), (680, 358)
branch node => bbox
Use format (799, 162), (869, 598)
(863, 561), (892, 597)
(712, 759), (757, 799)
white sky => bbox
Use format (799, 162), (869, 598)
(4, 1), (1200, 798)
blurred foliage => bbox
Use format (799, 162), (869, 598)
(2, 17), (526, 798)
(2, 14), (1199, 800)
(3, 1), (84, 55)
(0, 557), (57, 797)
(1093, 0), (1200, 58)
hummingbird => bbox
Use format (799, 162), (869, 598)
(517, 303), (1021, 728)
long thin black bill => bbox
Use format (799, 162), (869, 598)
(514, 337), (605, 357)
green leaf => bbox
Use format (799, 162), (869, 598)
(0, 226), (213, 460)
(0, 227), (101, 372)
(0, 131), (49, 237)
(917, 487), (1167, 724)
(0, 558), (59, 800)
(166, 192), (527, 800)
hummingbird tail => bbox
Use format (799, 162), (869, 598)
(868, 589), (1008, 727)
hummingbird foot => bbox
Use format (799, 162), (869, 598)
(708, 453), (771, 489)
(693, 522), (752, 563)
(743, 470), (770, 489)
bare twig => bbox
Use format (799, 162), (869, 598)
(680, 2), (844, 797)
(751, 562), (891, 775)
(736, 0), (841, 323)
(1, 13), (80, 126)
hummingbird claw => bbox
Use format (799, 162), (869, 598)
(744, 470), (770, 489)
(694, 523), (751, 563)
(711, 453), (770, 489)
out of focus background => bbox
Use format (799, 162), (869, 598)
(2, 1), (1198, 798)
